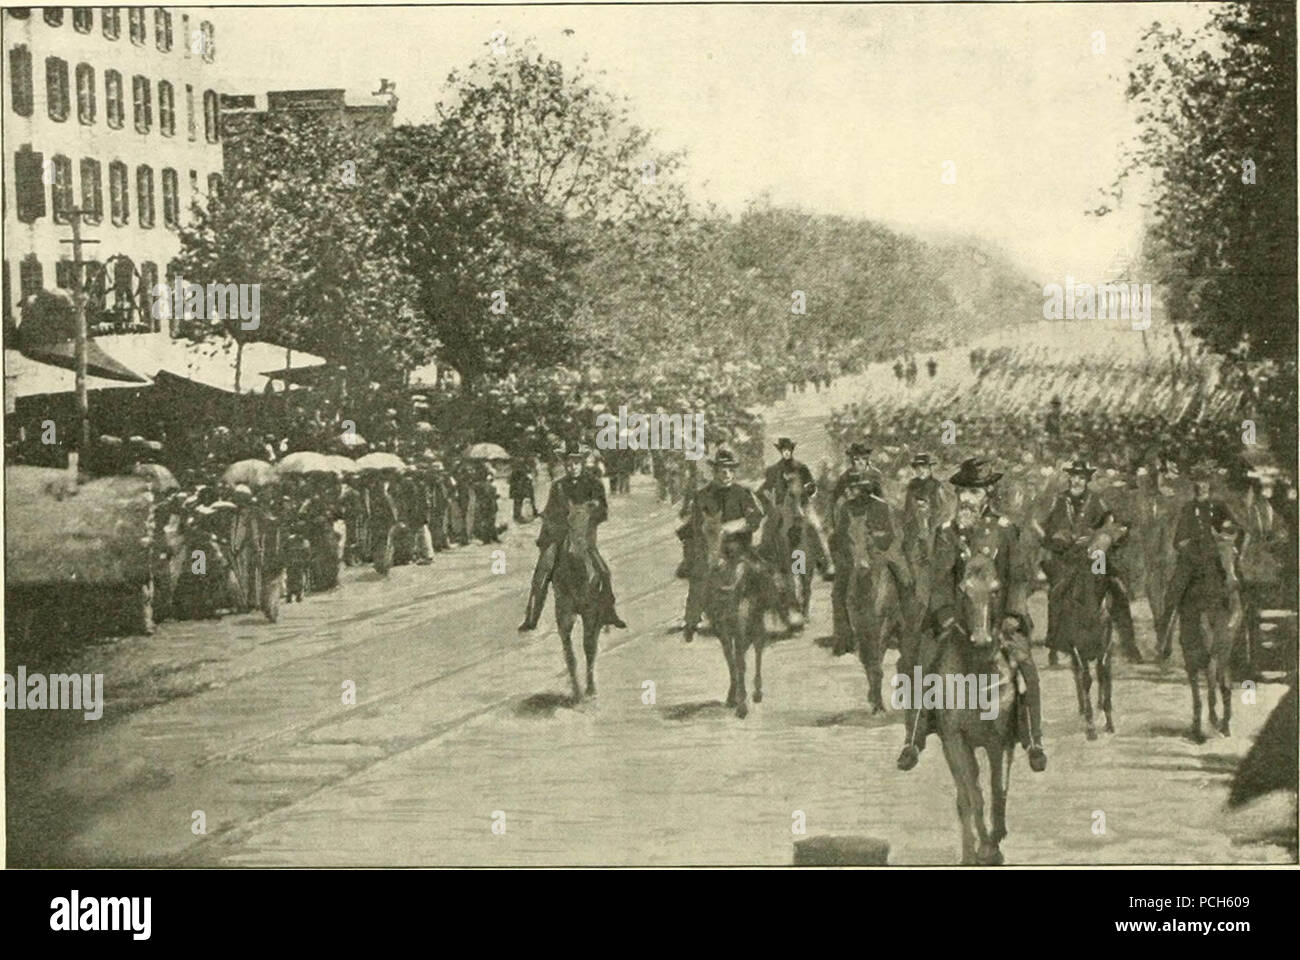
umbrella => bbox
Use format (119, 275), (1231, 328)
(327, 454), (359, 475)
(275, 451), (332, 475)
(132, 462), (179, 493)
(464, 442), (510, 461)
(223, 459), (277, 488)
(20, 338), (150, 383)
(415, 421), (436, 434)
(355, 452), (405, 472)
(338, 431), (367, 448)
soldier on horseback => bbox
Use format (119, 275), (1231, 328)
(826, 441), (885, 651)
(758, 436), (834, 578)
(897, 458), (1047, 773)
(683, 448), (765, 642)
(1042, 460), (1142, 663)
(518, 442), (626, 633)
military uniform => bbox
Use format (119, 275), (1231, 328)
(827, 464), (886, 645)
(832, 487), (913, 653)
(682, 476), (765, 637)
(1158, 496), (1241, 665)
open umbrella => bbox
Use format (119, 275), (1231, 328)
(223, 459), (277, 488)
(326, 454), (359, 475)
(464, 442), (509, 461)
(338, 431), (367, 449)
(275, 451), (331, 475)
(132, 462), (179, 493)
(355, 452), (405, 472)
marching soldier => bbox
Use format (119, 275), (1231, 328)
(519, 443), (626, 633)
(898, 458), (1047, 773)
(682, 448), (765, 642)
(1041, 460), (1142, 662)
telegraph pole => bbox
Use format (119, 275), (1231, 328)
(59, 207), (99, 458)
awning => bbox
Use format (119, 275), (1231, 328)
(95, 332), (326, 395)
(4, 349), (153, 402)
(259, 362), (334, 385)
(18, 338), (151, 383)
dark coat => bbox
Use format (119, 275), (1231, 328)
(928, 509), (1028, 633)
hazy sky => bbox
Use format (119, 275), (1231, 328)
(219, 2), (1221, 285)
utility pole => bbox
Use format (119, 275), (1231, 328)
(59, 207), (99, 459)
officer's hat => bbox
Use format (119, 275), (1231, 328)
(711, 448), (739, 469)
(1063, 459), (1097, 479)
(847, 441), (872, 459)
(949, 457), (1002, 488)
(774, 437), (796, 452)
(911, 452), (934, 467)
(561, 440), (589, 460)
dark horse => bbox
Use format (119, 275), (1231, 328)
(759, 481), (817, 629)
(698, 504), (769, 718)
(552, 502), (604, 701)
(934, 553), (1028, 865)
(1051, 516), (1124, 739)
(843, 507), (913, 713)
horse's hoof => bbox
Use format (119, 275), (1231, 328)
(1086, 726), (1098, 742)
(725, 696), (737, 708)
(1218, 721), (1230, 737)
(736, 702), (749, 719)
(752, 690), (763, 703)
(980, 847), (1005, 866)
(1190, 727), (1206, 744)
(1105, 721), (1115, 734)
(586, 684), (597, 699)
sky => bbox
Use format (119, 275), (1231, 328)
(218, 2), (1223, 286)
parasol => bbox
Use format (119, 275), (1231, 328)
(355, 452), (405, 472)
(275, 451), (332, 475)
(464, 442), (510, 461)
(339, 430), (368, 449)
(327, 454), (359, 475)
(132, 462), (180, 493)
(223, 459), (277, 487)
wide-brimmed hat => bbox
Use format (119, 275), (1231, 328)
(1063, 459), (1096, 479)
(711, 448), (739, 468)
(949, 457), (1003, 488)
(847, 441), (872, 458)
(775, 437), (796, 452)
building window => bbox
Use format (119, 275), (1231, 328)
(43, 8), (63, 27)
(73, 7), (92, 32)
(185, 83), (196, 140)
(198, 20), (214, 62)
(154, 9), (172, 51)
(51, 154), (74, 223)
(9, 10), (32, 20)
(161, 168), (179, 228)
(105, 69), (123, 128)
(80, 158), (103, 223)
(158, 80), (174, 136)
(128, 7), (144, 44)
(102, 7), (119, 39)
(55, 260), (76, 289)
(136, 164), (154, 227)
(20, 255), (44, 300)
(109, 160), (129, 225)
(14, 147), (46, 222)
(207, 172), (222, 202)
(203, 88), (219, 142)
(10, 45), (33, 117)
(46, 56), (69, 121)
(75, 63), (95, 124)
(132, 74), (150, 132)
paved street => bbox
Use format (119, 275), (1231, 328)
(6, 369), (1294, 867)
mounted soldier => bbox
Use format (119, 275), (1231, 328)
(1041, 460), (1141, 663)
(758, 437), (834, 578)
(898, 457), (1047, 774)
(682, 448), (765, 642)
(826, 441), (884, 651)
(902, 452), (945, 610)
(519, 442), (626, 633)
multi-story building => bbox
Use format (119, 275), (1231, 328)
(3, 6), (223, 336)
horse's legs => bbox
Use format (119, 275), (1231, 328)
(751, 625), (764, 704)
(1099, 647), (1115, 734)
(988, 745), (1009, 856)
(858, 626), (885, 714)
(1216, 657), (1232, 736)
(1187, 667), (1204, 742)
(940, 735), (983, 865)
(1070, 650), (1088, 716)
(582, 613), (600, 698)
(719, 631), (737, 708)
(557, 605), (582, 701)
(733, 635), (749, 719)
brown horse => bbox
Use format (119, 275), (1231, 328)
(843, 506), (914, 713)
(934, 553), (1025, 866)
(552, 502), (605, 701)
(1053, 517), (1125, 740)
(760, 481), (816, 628)
(698, 504), (769, 718)
(1185, 531), (1243, 740)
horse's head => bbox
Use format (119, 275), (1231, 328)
(564, 501), (593, 559)
(959, 553), (1000, 647)
(845, 508), (876, 572)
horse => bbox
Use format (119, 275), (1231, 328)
(843, 505), (914, 713)
(1183, 528), (1243, 740)
(551, 502), (605, 701)
(933, 552), (1026, 866)
(698, 503), (769, 718)
(1051, 516), (1125, 740)
(759, 480), (817, 628)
